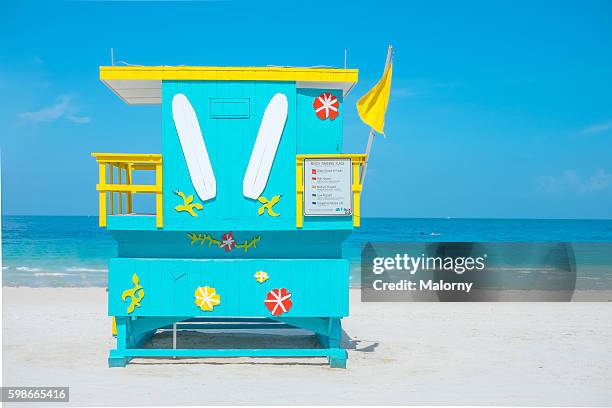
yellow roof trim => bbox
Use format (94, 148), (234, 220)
(99, 66), (358, 105)
(100, 66), (358, 82)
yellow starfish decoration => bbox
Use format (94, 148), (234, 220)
(257, 195), (281, 217)
(121, 273), (144, 314)
(175, 191), (203, 217)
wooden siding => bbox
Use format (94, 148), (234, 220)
(108, 258), (349, 318)
(161, 80), (297, 231)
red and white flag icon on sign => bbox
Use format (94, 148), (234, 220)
(313, 92), (339, 120)
(312, 169), (316, 175)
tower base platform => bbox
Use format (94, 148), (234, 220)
(109, 316), (347, 368)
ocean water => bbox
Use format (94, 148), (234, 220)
(2, 216), (612, 288)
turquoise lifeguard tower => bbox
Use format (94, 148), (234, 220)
(93, 64), (365, 368)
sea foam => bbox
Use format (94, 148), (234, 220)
(65, 267), (108, 273)
(16, 266), (42, 272)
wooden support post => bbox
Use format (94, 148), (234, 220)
(126, 164), (133, 214)
(327, 318), (346, 368)
(108, 317), (129, 367)
(155, 162), (163, 228)
(98, 163), (107, 227)
(109, 164), (114, 215)
(327, 318), (342, 348)
(352, 161), (362, 227)
(116, 317), (128, 350)
(117, 164), (123, 214)
(296, 158), (304, 228)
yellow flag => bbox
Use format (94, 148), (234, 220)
(356, 61), (393, 134)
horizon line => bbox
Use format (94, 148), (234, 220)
(2, 214), (612, 221)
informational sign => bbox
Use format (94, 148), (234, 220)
(303, 158), (352, 216)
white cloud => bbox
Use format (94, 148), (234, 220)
(18, 95), (90, 125)
(66, 114), (91, 124)
(391, 79), (461, 99)
(581, 120), (612, 135)
(391, 87), (417, 98)
(536, 169), (612, 194)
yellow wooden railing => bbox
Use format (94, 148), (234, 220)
(92, 153), (163, 228)
(296, 154), (366, 228)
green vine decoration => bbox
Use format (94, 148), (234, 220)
(188, 233), (221, 247)
(174, 190), (203, 217)
(235, 236), (261, 252)
(187, 232), (261, 253)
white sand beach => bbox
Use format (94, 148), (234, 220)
(2, 287), (612, 406)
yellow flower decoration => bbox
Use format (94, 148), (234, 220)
(254, 270), (269, 283)
(194, 286), (220, 311)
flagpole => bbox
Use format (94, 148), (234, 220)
(360, 44), (393, 186)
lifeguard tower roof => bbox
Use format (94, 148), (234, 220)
(100, 66), (359, 105)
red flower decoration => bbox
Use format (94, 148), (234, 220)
(220, 232), (235, 252)
(313, 92), (339, 120)
(264, 288), (293, 316)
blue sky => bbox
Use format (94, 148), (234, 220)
(1, 0), (611, 218)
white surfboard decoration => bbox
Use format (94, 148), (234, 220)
(172, 93), (216, 201)
(243, 93), (288, 199)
